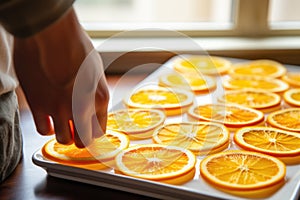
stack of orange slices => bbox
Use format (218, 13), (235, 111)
(123, 86), (194, 116)
(283, 88), (300, 107)
(158, 73), (216, 94)
(115, 144), (196, 185)
(107, 109), (166, 140)
(234, 126), (300, 165)
(222, 76), (289, 93)
(267, 108), (300, 132)
(173, 55), (231, 76)
(187, 104), (265, 131)
(200, 150), (286, 198)
(228, 59), (286, 78)
(218, 89), (281, 113)
(42, 130), (130, 170)
(282, 72), (300, 87)
(152, 122), (229, 155)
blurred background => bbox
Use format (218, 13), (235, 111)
(74, 0), (300, 23)
(71, 0), (300, 73)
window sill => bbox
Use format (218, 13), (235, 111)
(92, 36), (300, 74)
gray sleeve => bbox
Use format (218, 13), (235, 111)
(0, 0), (74, 38)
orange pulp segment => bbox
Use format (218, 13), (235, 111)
(282, 72), (300, 87)
(229, 59), (286, 78)
(234, 126), (300, 164)
(124, 86), (194, 116)
(218, 89), (281, 113)
(158, 73), (216, 94)
(188, 104), (264, 129)
(173, 55), (231, 75)
(152, 122), (229, 155)
(115, 167), (196, 185)
(107, 109), (166, 140)
(115, 144), (196, 184)
(283, 88), (300, 107)
(222, 76), (289, 93)
(200, 150), (286, 198)
(42, 130), (130, 168)
(267, 108), (300, 132)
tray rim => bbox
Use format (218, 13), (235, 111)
(32, 150), (220, 200)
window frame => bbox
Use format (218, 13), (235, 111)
(80, 0), (300, 38)
(77, 0), (300, 73)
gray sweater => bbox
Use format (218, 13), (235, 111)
(0, 0), (74, 38)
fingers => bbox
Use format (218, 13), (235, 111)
(93, 79), (109, 138)
(31, 110), (54, 135)
(92, 111), (106, 139)
(72, 115), (93, 148)
(31, 102), (108, 148)
(52, 114), (73, 145)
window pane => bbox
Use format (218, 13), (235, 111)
(74, 0), (233, 23)
(269, 0), (300, 22)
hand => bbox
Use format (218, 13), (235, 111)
(13, 8), (109, 148)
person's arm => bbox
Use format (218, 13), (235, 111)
(1, 3), (109, 147)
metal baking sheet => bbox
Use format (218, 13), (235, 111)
(33, 55), (300, 200)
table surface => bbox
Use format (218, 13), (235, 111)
(0, 74), (158, 200)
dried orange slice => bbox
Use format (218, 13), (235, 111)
(152, 122), (229, 155)
(173, 55), (231, 75)
(158, 73), (216, 94)
(42, 130), (130, 169)
(218, 89), (281, 113)
(282, 72), (300, 87)
(115, 144), (196, 185)
(187, 104), (264, 130)
(200, 150), (286, 198)
(124, 86), (194, 116)
(229, 59), (286, 78)
(107, 109), (165, 140)
(234, 126), (300, 165)
(222, 76), (289, 93)
(283, 88), (300, 107)
(267, 108), (300, 132)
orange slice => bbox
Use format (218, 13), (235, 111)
(42, 130), (130, 169)
(267, 108), (300, 132)
(200, 150), (286, 198)
(187, 104), (264, 130)
(158, 73), (216, 94)
(234, 126), (300, 165)
(282, 72), (300, 87)
(124, 86), (194, 116)
(229, 59), (286, 78)
(283, 88), (300, 107)
(115, 144), (196, 185)
(218, 89), (281, 113)
(107, 109), (166, 140)
(173, 55), (231, 75)
(152, 122), (229, 155)
(222, 76), (289, 93)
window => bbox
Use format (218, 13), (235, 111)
(269, 0), (300, 22)
(74, 0), (232, 23)
(269, 0), (300, 31)
(74, 0), (234, 37)
(74, 0), (300, 37)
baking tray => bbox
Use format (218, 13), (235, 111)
(33, 55), (300, 200)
